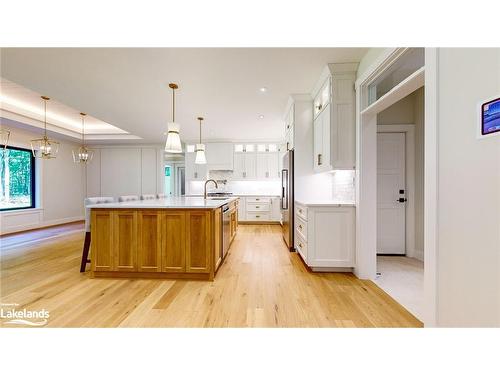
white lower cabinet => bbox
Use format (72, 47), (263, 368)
(237, 196), (281, 223)
(294, 201), (355, 269)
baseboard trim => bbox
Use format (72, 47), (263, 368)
(412, 249), (424, 262)
(1, 216), (85, 236)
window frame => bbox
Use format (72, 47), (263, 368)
(0, 145), (36, 212)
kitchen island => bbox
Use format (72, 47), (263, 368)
(88, 197), (239, 280)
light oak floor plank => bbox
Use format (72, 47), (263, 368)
(0, 223), (422, 328)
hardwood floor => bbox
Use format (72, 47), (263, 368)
(0, 223), (422, 327)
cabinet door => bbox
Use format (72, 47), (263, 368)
(271, 197), (281, 221)
(233, 153), (245, 179)
(113, 211), (138, 271)
(244, 153), (256, 179)
(321, 105), (331, 169)
(91, 210), (114, 272)
(309, 207), (355, 267)
(137, 211), (161, 272)
(186, 152), (207, 180)
(268, 153), (279, 179)
(238, 197), (246, 221)
(185, 211), (211, 273)
(161, 211), (186, 272)
(256, 153), (268, 179)
(313, 112), (323, 171)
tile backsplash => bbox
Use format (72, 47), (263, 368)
(331, 170), (356, 202)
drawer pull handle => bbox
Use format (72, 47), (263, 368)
(256, 215), (260, 218)
(256, 206), (260, 208)
(299, 209), (302, 213)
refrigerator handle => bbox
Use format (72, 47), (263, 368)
(281, 169), (288, 210)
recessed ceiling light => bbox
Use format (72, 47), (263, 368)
(259, 115), (264, 119)
(259, 87), (267, 92)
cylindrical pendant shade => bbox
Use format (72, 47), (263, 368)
(195, 143), (206, 164)
(165, 122), (182, 153)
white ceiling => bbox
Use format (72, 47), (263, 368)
(0, 77), (134, 138)
(0, 48), (367, 144)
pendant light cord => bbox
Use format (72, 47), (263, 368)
(172, 88), (175, 122)
(81, 114), (85, 146)
(199, 118), (202, 143)
(44, 98), (47, 138)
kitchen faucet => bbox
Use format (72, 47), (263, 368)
(204, 179), (218, 199)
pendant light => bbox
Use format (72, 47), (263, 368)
(164, 83), (182, 153)
(195, 116), (207, 164)
(72, 113), (94, 163)
(31, 96), (59, 159)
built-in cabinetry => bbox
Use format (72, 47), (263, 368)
(185, 151), (208, 180)
(311, 63), (358, 172)
(185, 142), (280, 182)
(294, 201), (355, 269)
(233, 144), (279, 180)
(237, 196), (281, 222)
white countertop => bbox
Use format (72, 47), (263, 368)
(88, 197), (238, 209)
(187, 194), (280, 197)
(295, 199), (355, 207)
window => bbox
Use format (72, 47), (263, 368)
(0, 146), (36, 211)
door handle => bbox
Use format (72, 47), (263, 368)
(318, 154), (322, 166)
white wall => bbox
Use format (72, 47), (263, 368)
(86, 145), (164, 198)
(436, 48), (500, 326)
(0, 127), (85, 234)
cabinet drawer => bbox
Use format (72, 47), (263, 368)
(295, 215), (308, 239)
(246, 197), (271, 204)
(246, 202), (270, 212)
(246, 213), (270, 221)
(295, 231), (308, 261)
(295, 203), (308, 221)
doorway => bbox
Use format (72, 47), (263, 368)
(356, 48), (429, 322)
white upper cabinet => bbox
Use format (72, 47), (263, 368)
(233, 144), (279, 180)
(233, 151), (256, 179)
(205, 142), (234, 170)
(311, 63), (358, 172)
(185, 151), (207, 181)
(256, 152), (279, 179)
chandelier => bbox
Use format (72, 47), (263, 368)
(72, 112), (94, 163)
(30, 96), (59, 159)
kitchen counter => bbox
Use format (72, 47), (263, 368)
(88, 196), (238, 209)
(295, 199), (355, 207)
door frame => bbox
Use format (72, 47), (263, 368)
(377, 125), (417, 259)
(355, 47), (438, 326)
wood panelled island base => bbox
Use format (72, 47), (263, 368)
(90, 207), (224, 281)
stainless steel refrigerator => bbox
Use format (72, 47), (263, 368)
(281, 150), (294, 250)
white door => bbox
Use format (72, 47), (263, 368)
(377, 132), (406, 254)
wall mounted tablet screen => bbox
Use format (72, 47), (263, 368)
(482, 97), (500, 135)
